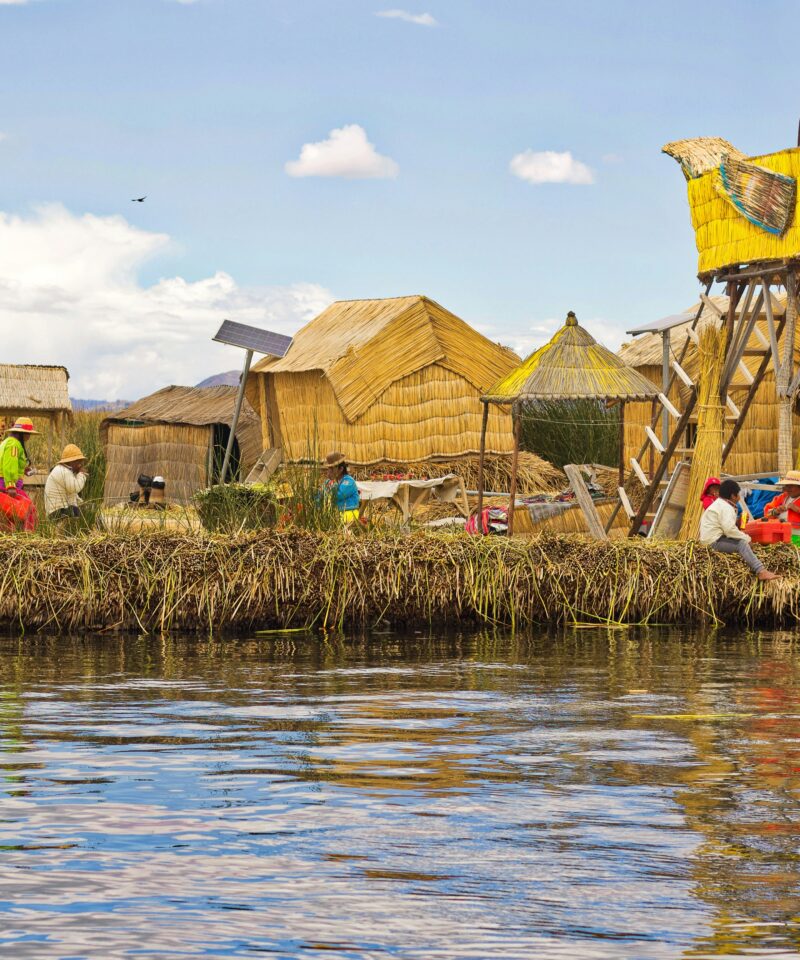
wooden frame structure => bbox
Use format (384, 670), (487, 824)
(613, 261), (799, 536)
(477, 312), (660, 536)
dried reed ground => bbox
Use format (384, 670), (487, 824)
(3, 531), (800, 634)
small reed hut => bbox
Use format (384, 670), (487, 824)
(0, 364), (72, 470)
(244, 295), (560, 490)
(100, 385), (262, 505)
(619, 293), (800, 477)
(480, 312), (659, 534)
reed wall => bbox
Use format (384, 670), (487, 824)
(261, 363), (515, 465)
(104, 423), (210, 505)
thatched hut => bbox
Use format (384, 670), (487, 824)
(618, 293), (800, 477)
(0, 364), (72, 475)
(100, 385), (262, 504)
(243, 295), (559, 490)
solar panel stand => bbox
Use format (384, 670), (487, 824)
(219, 349), (253, 485)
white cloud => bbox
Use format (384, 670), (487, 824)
(375, 9), (437, 26)
(507, 316), (627, 358)
(0, 205), (333, 399)
(285, 124), (399, 180)
(510, 150), (594, 185)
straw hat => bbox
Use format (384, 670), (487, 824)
(777, 470), (800, 486)
(7, 417), (39, 435)
(322, 451), (346, 468)
(59, 444), (86, 464)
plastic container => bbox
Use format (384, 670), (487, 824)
(745, 519), (793, 544)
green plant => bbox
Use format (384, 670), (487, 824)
(520, 399), (620, 469)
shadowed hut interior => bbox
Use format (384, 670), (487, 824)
(100, 385), (261, 505)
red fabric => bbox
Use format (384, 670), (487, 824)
(0, 489), (36, 530)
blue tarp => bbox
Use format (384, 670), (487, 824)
(745, 477), (778, 520)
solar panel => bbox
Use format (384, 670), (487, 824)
(213, 320), (293, 357)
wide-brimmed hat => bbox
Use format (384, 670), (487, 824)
(7, 417), (39, 435)
(322, 451), (346, 468)
(777, 470), (800, 486)
(59, 444), (86, 464)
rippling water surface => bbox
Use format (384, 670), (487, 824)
(1, 629), (800, 958)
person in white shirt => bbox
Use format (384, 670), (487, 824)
(44, 444), (88, 520)
(699, 479), (778, 581)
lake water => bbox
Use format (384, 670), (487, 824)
(1, 629), (800, 959)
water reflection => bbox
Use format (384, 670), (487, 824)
(0, 629), (799, 957)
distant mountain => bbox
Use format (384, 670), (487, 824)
(71, 398), (130, 412)
(196, 370), (241, 388)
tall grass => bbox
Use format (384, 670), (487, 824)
(521, 399), (620, 469)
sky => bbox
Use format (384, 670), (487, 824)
(1, 0), (799, 399)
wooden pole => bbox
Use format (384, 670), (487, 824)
(777, 272), (797, 475)
(220, 348), (253, 484)
(618, 401), (626, 487)
(507, 404), (521, 537)
(476, 399), (489, 531)
(661, 331), (670, 448)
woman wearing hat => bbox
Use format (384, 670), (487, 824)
(763, 470), (800, 525)
(322, 451), (360, 524)
(0, 418), (38, 529)
(44, 444), (89, 521)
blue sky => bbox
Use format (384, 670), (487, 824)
(0, 0), (797, 397)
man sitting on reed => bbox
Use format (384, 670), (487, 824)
(699, 479), (778, 581)
(44, 444), (88, 521)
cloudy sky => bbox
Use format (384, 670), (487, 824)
(0, 0), (796, 398)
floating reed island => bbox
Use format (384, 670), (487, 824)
(4, 530), (800, 635)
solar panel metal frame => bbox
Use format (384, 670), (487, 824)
(213, 320), (293, 357)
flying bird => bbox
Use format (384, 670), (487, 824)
(131, 196), (147, 203)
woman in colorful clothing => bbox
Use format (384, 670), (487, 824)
(322, 451), (360, 524)
(763, 470), (800, 526)
(0, 418), (38, 530)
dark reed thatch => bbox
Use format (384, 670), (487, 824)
(100, 385), (262, 505)
(3, 530), (800, 634)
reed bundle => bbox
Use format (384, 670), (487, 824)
(680, 322), (726, 540)
(4, 530), (799, 634)
(349, 452), (562, 494)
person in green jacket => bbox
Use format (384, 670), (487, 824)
(0, 418), (38, 530)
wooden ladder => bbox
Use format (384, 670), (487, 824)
(610, 277), (786, 536)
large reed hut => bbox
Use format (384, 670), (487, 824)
(618, 293), (800, 477)
(100, 385), (261, 504)
(244, 296), (559, 489)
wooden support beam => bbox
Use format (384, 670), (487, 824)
(699, 291), (724, 317)
(564, 464), (608, 541)
(644, 425), (665, 453)
(723, 315), (786, 464)
(475, 399), (489, 530)
(725, 395), (740, 418)
(628, 390), (698, 536)
(671, 360), (694, 388)
(657, 392), (681, 419)
(630, 458), (649, 487)
(617, 486), (635, 519)
(737, 361), (754, 385)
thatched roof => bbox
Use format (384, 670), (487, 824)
(485, 312), (660, 403)
(0, 364), (71, 414)
(618, 293), (787, 369)
(105, 385), (251, 427)
(250, 296), (519, 423)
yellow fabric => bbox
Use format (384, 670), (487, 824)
(686, 147), (800, 273)
(341, 508), (360, 524)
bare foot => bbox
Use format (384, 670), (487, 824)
(757, 570), (780, 581)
